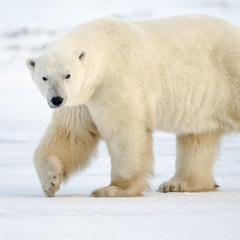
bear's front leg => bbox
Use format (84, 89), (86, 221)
(91, 127), (154, 197)
(34, 106), (100, 197)
(158, 132), (221, 193)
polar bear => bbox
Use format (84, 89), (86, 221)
(26, 15), (240, 197)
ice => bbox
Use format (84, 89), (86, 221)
(0, 1), (240, 239)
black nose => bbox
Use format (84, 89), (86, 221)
(51, 97), (63, 106)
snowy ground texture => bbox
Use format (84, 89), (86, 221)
(1, 0), (240, 239)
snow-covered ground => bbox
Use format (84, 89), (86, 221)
(1, 1), (240, 239)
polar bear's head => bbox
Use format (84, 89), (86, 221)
(26, 48), (94, 108)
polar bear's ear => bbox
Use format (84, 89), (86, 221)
(78, 49), (87, 61)
(26, 58), (37, 72)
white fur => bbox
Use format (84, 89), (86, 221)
(26, 15), (240, 197)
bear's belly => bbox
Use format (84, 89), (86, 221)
(156, 115), (220, 135)
(155, 108), (240, 134)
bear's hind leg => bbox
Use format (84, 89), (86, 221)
(158, 132), (221, 193)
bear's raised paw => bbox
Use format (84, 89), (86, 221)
(42, 173), (63, 197)
(34, 155), (65, 197)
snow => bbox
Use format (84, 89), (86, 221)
(1, 0), (240, 239)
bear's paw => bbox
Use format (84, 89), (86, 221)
(158, 178), (218, 193)
(158, 180), (189, 193)
(41, 171), (63, 197)
(91, 186), (125, 197)
(35, 155), (65, 197)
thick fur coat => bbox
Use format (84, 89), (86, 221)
(26, 15), (240, 197)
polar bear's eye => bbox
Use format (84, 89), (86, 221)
(42, 77), (48, 81)
(65, 74), (71, 79)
